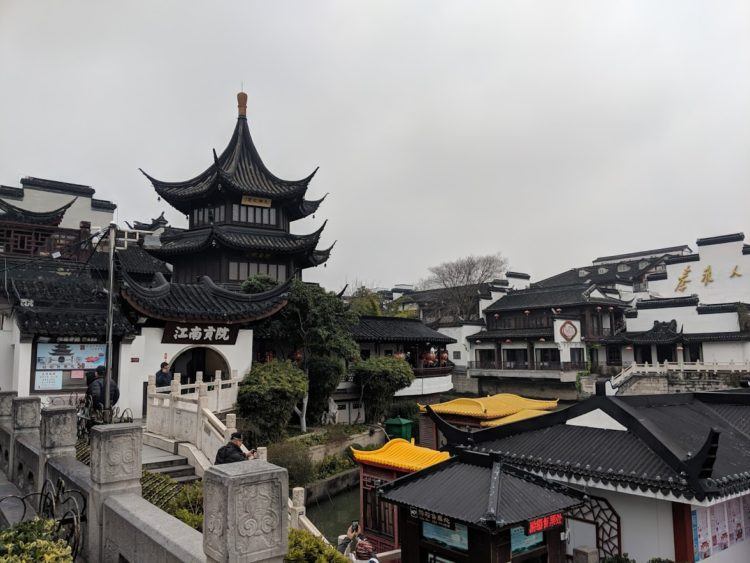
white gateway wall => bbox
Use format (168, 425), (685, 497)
(118, 327), (254, 419)
(649, 239), (749, 304)
(436, 324), (483, 367)
(14, 187), (115, 230)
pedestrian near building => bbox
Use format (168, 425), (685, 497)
(155, 361), (172, 390)
(86, 365), (120, 410)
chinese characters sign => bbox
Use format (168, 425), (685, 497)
(410, 507), (454, 529)
(675, 265), (742, 292)
(161, 322), (239, 345)
(526, 512), (564, 534)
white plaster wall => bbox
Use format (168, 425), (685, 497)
(0, 316), (15, 391)
(582, 489), (675, 563)
(628, 307), (739, 333)
(651, 241), (749, 303)
(437, 324), (483, 367)
(702, 342), (749, 363)
(394, 374), (453, 397)
(14, 188), (114, 230)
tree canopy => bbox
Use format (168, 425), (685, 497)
(244, 276), (358, 431)
(352, 356), (414, 423)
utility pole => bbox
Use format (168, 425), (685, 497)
(103, 222), (116, 424)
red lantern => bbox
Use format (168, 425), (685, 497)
(524, 310), (531, 316)
(494, 313), (500, 319)
(539, 337), (546, 342)
(596, 306), (602, 312)
(608, 306), (614, 311)
(505, 339), (512, 344)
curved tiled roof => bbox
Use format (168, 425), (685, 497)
(287, 194), (328, 221)
(351, 438), (449, 472)
(120, 272), (290, 324)
(352, 316), (456, 344)
(484, 284), (628, 313)
(147, 224), (326, 257)
(140, 115), (315, 213)
(422, 394), (558, 420)
(0, 197), (76, 226)
(430, 392), (750, 501)
(479, 409), (551, 427)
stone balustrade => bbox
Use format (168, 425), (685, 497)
(0, 397), (290, 563)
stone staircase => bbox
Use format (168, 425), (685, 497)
(142, 444), (200, 484)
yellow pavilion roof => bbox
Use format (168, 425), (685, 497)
(479, 409), (551, 427)
(351, 438), (450, 472)
(419, 393), (558, 420)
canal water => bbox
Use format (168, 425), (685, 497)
(305, 487), (360, 544)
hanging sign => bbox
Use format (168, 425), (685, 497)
(241, 196), (272, 208)
(161, 322), (239, 345)
(559, 320), (578, 342)
(525, 512), (563, 534)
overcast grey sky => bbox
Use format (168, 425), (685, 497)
(1, 1), (748, 291)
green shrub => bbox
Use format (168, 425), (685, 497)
(237, 360), (308, 444)
(602, 555), (636, 563)
(0, 518), (72, 562)
(388, 399), (420, 421)
(165, 481), (204, 531)
(352, 357), (415, 423)
(285, 528), (348, 562)
(307, 356), (346, 424)
(315, 454), (355, 480)
(269, 440), (315, 487)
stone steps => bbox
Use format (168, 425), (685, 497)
(142, 444), (200, 484)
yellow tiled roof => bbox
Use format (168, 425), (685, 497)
(351, 439), (450, 472)
(479, 409), (551, 427)
(419, 393), (558, 420)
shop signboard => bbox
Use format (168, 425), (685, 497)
(161, 322), (239, 345)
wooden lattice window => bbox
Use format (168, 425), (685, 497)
(566, 495), (621, 558)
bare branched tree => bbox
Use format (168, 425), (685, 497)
(422, 253), (508, 322)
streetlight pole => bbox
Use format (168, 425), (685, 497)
(103, 222), (116, 424)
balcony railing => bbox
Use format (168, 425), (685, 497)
(411, 365), (454, 377)
(468, 360), (587, 372)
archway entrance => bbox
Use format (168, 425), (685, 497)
(170, 347), (230, 384)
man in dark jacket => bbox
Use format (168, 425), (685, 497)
(215, 432), (256, 465)
(155, 362), (172, 390)
(86, 365), (120, 410)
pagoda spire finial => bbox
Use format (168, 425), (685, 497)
(237, 91), (248, 117)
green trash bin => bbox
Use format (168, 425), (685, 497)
(385, 417), (413, 441)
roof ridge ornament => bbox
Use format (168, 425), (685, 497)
(237, 91), (248, 117)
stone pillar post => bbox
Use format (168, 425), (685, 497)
(11, 397), (40, 488)
(203, 460), (289, 563)
(224, 413), (237, 442)
(88, 423), (143, 561)
(256, 447), (268, 462)
(39, 406), (77, 489)
(290, 487), (305, 529)
(170, 373), (182, 438)
(0, 391), (18, 475)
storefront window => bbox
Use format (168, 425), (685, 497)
(510, 526), (543, 555)
(422, 522), (468, 552)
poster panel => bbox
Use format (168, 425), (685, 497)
(34, 370), (63, 391)
(36, 343), (106, 371)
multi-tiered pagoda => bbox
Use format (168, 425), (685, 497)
(141, 92), (332, 286)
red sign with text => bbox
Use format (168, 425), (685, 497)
(526, 512), (564, 534)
